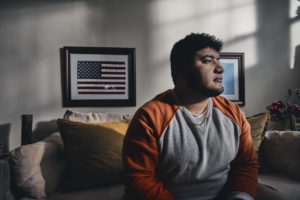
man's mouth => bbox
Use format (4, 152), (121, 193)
(214, 77), (223, 83)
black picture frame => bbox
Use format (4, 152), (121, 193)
(62, 46), (136, 107)
(220, 52), (245, 106)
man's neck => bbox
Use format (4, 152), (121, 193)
(174, 86), (210, 116)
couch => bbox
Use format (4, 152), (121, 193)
(1, 110), (300, 200)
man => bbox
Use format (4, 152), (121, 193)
(122, 33), (287, 200)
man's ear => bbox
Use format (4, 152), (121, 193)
(173, 68), (187, 84)
(175, 65), (188, 74)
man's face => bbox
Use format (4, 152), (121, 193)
(185, 47), (224, 97)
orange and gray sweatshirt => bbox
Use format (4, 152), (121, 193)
(122, 89), (258, 200)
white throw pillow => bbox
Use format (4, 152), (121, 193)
(262, 131), (300, 180)
(10, 132), (65, 198)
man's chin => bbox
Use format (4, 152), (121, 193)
(192, 86), (224, 97)
(205, 88), (224, 97)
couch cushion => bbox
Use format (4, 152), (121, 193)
(57, 119), (129, 192)
(10, 132), (65, 199)
(259, 173), (300, 200)
(246, 112), (269, 152)
(63, 109), (132, 123)
(261, 131), (300, 181)
(0, 159), (14, 200)
(48, 184), (124, 200)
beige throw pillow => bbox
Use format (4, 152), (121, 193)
(262, 131), (300, 180)
(63, 109), (132, 123)
(10, 132), (65, 199)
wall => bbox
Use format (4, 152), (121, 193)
(0, 0), (299, 150)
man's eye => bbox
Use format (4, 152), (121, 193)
(202, 59), (212, 63)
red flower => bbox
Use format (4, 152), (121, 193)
(268, 105), (279, 112)
(271, 100), (285, 108)
(287, 104), (300, 114)
(267, 100), (287, 120)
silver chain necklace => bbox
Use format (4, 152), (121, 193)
(173, 89), (209, 126)
(179, 105), (209, 126)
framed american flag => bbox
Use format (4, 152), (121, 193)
(62, 47), (136, 107)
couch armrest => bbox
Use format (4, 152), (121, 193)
(0, 157), (14, 200)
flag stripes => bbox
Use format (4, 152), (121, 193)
(101, 65), (125, 69)
(98, 77), (126, 80)
(77, 81), (125, 85)
(77, 61), (126, 95)
(101, 72), (126, 75)
(100, 61), (125, 65)
(78, 92), (125, 94)
(78, 87), (125, 90)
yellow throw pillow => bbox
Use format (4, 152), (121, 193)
(247, 112), (269, 152)
(57, 119), (130, 192)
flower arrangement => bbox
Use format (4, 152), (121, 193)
(266, 100), (287, 120)
(267, 88), (300, 120)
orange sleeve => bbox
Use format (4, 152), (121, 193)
(215, 98), (258, 198)
(228, 110), (258, 198)
(122, 91), (177, 200)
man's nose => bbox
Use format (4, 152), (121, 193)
(214, 63), (224, 74)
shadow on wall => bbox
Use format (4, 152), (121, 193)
(32, 120), (58, 143)
(1, 0), (151, 149)
(0, 123), (11, 154)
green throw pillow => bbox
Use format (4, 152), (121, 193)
(247, 112), (269, 152)
(57, 119), (130, 192)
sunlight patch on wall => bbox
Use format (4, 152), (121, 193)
(148, 0), (258, 70)
(290, 23), (300, 69)
(149, 0), (204, 26)
(228, 3), (257, 39)
(289, 0), (300, 69)
(289, 0), (300, 18)
(148, 0), (207, 65)
(224, 36), (257, 69)
(209, 1), (257, 42)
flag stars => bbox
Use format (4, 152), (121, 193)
(77, 61), (101, 79)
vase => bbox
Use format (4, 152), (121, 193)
(267, 119), (288, 131)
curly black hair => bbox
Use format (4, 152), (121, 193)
(170, 33), (223, 85)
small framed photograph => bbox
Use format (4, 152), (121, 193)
(62, 47), (136, 107)
(220, 52), (245, 106)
